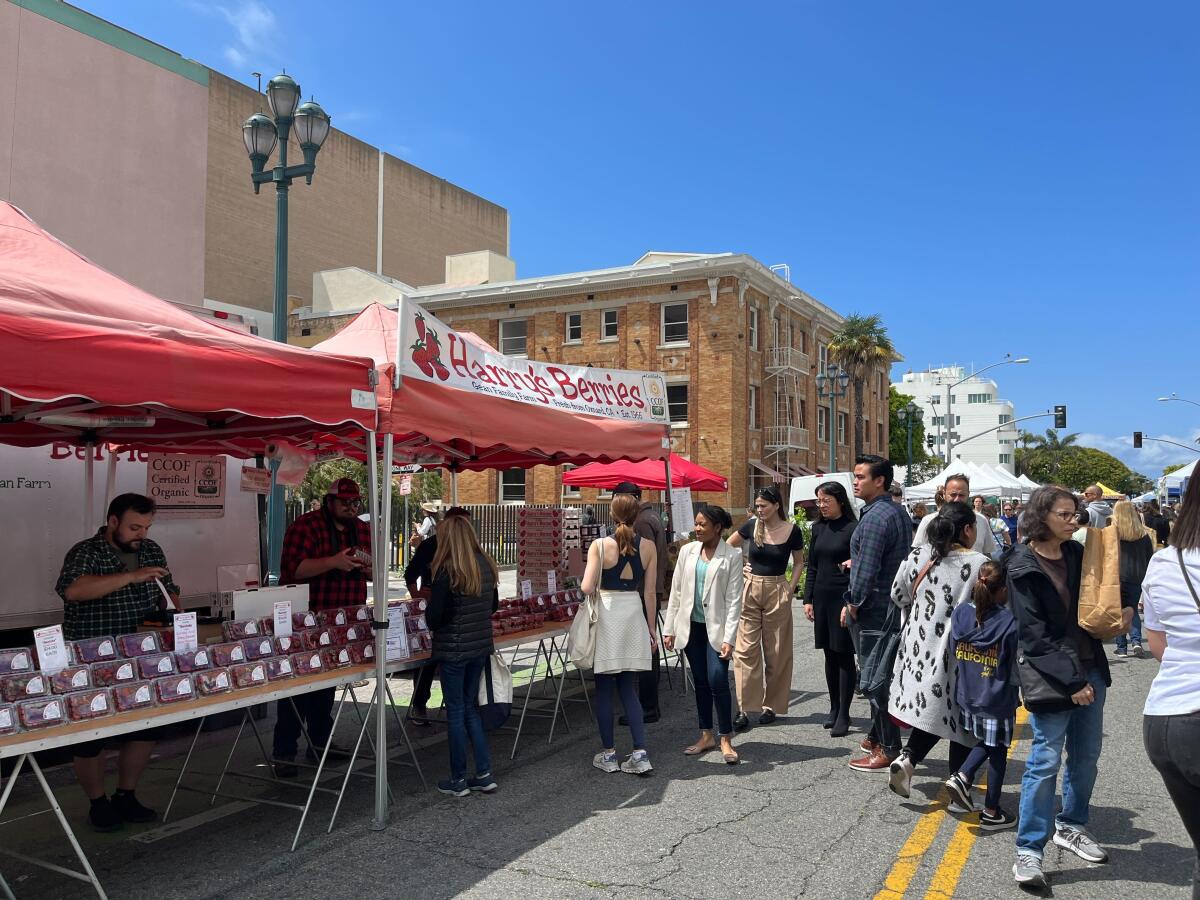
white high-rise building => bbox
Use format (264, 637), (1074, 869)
(894, 367), (1019, 473)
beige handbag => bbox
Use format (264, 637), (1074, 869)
(1078, 526), (1125, 639)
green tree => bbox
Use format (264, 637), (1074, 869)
(1164, 462), (1188, 476)
(827, 314), (897, 459)
(1016, 429), (1080, 483)
(888, 387), (930, 466)
(1020, 444), (1150, 495)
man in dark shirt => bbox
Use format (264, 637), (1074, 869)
(1001, 502), (1020, 546)
(272, 478), (372, 775)
(846, 456), (913, 772)
(56, 493), (180, 831)
(615, 481), (666, 722)
(403, 507), (470, 723)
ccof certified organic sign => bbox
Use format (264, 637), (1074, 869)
(146, 454), (225, 519)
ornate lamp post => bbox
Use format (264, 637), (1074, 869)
(897, 400), (922, 485)
(815, 363), (850, 473)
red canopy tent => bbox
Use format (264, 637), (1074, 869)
(562, 452), (728, 492)
(313, 302), (667, 469)
(0, 202), (377, 451)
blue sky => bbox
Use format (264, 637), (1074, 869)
(77, 0), (1200, 478)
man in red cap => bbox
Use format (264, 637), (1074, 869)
(272, 477), (373, 776)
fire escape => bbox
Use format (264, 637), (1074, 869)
(764, 316), (810, 478)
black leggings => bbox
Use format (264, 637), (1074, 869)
(959, 742), (1009, 811)
(1145, 713), (1200, 900)
(823, 649), (856, 724)
(905, 727), (971, 774)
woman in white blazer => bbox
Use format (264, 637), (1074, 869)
(664, 504), (745, 764)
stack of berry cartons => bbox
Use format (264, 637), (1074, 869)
(579, 523), (606, 551)
(562, 507), (582, 550)
(546, 589), (584, 622)
(490, 597), (549, 637)
(517, 507), (567, 593)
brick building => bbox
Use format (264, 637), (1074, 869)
(290, 252), (892, 509)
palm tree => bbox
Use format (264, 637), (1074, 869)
(1018, 429), (1079, 481)
(827, 314), (897, 459)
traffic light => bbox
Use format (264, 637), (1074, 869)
(1054, 405), (1067, 429)
(1134, 431), (1143, 448)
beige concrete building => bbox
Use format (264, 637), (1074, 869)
(290, 252), (893, 509)
(0, 0), (508, 334)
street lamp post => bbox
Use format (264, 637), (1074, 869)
(815, 364), (850, 473)
(1158, 394), (1200, 410)
(242, 73), (331, 582)
(944, 354), (1030, 464)
(897, 401), (922, 486)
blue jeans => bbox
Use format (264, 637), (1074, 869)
(1017, 669), (1107, 856)
(439, 657), (491, 782)
(1115, 609), (1143, 651)
(683, 624), (733, 735)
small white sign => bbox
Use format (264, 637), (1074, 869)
(273, 600), (293, 637)
(546, 570), (557, 594)
(240, 466), (272, 494)
(398, 475), (413, 496)
(385, 618), (411, 662)
(520, 580), (533, 601)
(32, 625), (69, 674)
(173, 612), (199, 653)
(350, 389), (377, 411)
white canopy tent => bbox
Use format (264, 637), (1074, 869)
(1161, 458), (1197, 499)
(904, 461), (1030, 501)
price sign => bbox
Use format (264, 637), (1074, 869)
(546, 570), (557, 594)
(173, 612), (199, 653)
(398, 475), (413, 496)
(33, 625), (69, 673)
(520, 580), (533, 601)
(273, 600), (293, 637)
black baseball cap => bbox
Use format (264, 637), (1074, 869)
(613, 481), (642, 498)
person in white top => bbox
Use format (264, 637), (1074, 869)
(913, 474), (999, 557)
(417, 502), (440, 540)
(1141, 475), (1200, 898)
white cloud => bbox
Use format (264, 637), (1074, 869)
(186, 0), (278, 74)
(1076, 430), (1200, 477)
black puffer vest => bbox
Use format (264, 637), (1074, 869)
(429, 552), (497, 663)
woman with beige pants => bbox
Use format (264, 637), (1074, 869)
(727, 486), (805, 730)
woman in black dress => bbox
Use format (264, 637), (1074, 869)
(802, 481), (858, 737)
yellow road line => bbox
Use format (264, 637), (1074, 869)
(923, 707), (1030, 899)
(874, 707), (1031, 900)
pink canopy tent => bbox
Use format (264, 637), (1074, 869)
(313, 302), (667, 469)
(0, 202), (377, 451)
(562, 452), (728, 492)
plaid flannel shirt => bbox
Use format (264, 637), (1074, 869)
(281, 509), (372, 611)
(847, 495), (913, 609)
(56, 529), (179, 641)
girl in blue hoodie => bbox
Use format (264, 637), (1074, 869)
(945, 560), (1020, 830)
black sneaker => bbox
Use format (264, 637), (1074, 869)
(274, 755), (299, 778)
(306, 741), (353, 762)
(758, 709), (777, 725)
(111, 791), (157, 824)
(1114, 646), (1127, 657)
(733, 712), (750, 732)
(88, 796), (123, 833)
(980, 807), (1017, 831)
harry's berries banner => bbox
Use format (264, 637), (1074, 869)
(398, 302), (671, 426)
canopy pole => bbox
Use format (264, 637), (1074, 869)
(451, 468), (459, 505)
(83, 442), (95, 536)
(367, 429), (390, 830)
(103, 444), (119, 512)
(663, 443), (674, 539)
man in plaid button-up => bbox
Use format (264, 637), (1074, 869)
(55, 492), (180, 831)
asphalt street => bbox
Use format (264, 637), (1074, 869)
(0, 594), (1191, 900)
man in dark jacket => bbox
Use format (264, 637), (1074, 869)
(614, 481), (666, 722)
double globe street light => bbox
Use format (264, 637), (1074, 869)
(896, 400), (922, 485)
(815, 364), (850, 474)
(241, 73), (331, 583)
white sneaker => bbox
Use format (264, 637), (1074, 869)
(620, 750), (653, 776)
(1053, 823), (1108, 863)
(592, 751), (620, 774)
(888, 752), (915, 798)
(1013, 851), (1046, 888)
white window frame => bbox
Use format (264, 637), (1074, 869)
(748, 384), (760, 430)
(666, 383), (689, 428)
(999, 453), (1012, 465)
(818, 342), (828, 373)
(564, 312), (582, 345)
(600, 309), (619, 342)
(748, 307), (759, 351)
(817, 406), (827, 443)
(837, 412), (847, 445)
(660, 302), (689, 346)
(499, 468), (526, 504)
(499, 319), (528, 358)
(561, 464), (581, 499)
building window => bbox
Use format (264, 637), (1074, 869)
(601, 309), (619, 341)
(999, 413), (1013, 424)
(817, 407), (827, 443)
(564, 312), (582, 344)
(499, 469), (526, 503)
(837, 412), (848, 445)
(799, 399), (807, 429)
(748, 307), (758, 351)
(561, 465), (580, 499)
(772, 317), (781, 350)
(667, 384), (689, 425)
(967, 393), (991, 404)
(818, 342), (828, 373)
(999, 453), (1012, 465)
(499, 320), (527, 357)
(878, 422), (885, 449)
(748, 385), (759, 430)
(798, 329), (807, 353)
(661, 303), (689, 345)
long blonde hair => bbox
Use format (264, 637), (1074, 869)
(610, 494), (640, 557)
(1112, 500), (1148, 543)
(431, 515), (498, 595)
